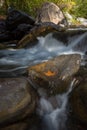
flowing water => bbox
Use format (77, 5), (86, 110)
(0, 31), (87, 77)
(36, 79), (76, 130)
(0, 30), (87, 130)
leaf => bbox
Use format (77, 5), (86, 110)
(44, 70), (56, 76)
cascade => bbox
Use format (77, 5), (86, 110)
(0, 31), (86, 77)
(37, 79), (76, 130)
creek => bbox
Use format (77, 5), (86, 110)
(0, 29), (87, 130)
(36, 79), (75, 130)
(0, 30), (86, 77)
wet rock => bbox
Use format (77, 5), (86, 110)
(6, 8), (35, 31)
(0, 20), (12, 43)
(11, 23), (33, 40)
(52, 29), (87, 53)
(0, 78), (38, 125)
(0, 122), (27, 130)
(72, 32), (87, 53)
(69, 65), (87, 124)
(0, 40), (17, 49)
(69, 79), (87, 124)
(17, 22), (65, 48)
(36, 2), (67, 26)
(0, 8), (35, 44)
(75, 65), (87, 79)
(28, 54), (81, 96)
(0, 31), (13, 43)
(18, 28), (86, 49)
(0, 20), (7, 34)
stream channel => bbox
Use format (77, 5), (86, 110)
(0, 29), (87, 130)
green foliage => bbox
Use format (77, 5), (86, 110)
(71, 17), (81, 25)
(0, 0), (87, 19)
(71, 0), (87, 18)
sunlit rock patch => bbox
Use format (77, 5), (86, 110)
(35, 2), (67, 26)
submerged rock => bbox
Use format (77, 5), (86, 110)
(0, 78), (38, 125)
(28, 54), (81, 96)
(36, 2), (67, 26)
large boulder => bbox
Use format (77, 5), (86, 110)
(28, 54), (81, 96)
(6, 8), (35, 31)
(0, 78), (38, 125)
(36, 2), (67, 26)
(11, 23), (33, 40)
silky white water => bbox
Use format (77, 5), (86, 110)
(36, 79), (76, 130)
(0, 31), (86, 77)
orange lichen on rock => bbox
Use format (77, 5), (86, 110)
(44, 70), (56, 76)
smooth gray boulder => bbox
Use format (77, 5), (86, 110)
(36, 2), (67, 26)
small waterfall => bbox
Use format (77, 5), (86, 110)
(37, 33), (66, 52)
(37, 79), (76, 130)
(68, 32), (87, 52)
(40, 31), (87, 54)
